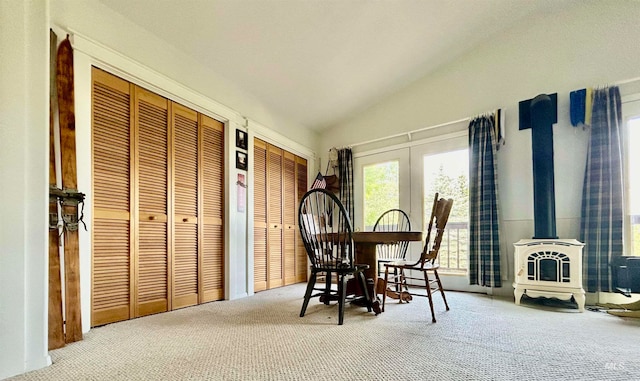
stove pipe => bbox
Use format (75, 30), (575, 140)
(520, 94), (558, 239)
(529, 94), (558, 239)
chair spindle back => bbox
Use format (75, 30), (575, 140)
(373, 209), (411, 260)
(420, 193), (454, 267)
(298, 188), (355, 270)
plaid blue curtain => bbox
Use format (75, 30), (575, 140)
(468, 115), (501, 287)
(338, 148), (354, 223)
(580, 86), (623, 293)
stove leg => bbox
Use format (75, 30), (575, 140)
(514, 287), (524, 305)
(574, 293), (585, 312)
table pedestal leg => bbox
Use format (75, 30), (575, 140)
(354, 243), (382, 314)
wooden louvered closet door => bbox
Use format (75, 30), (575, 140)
(91, 68), (133, 326)
(253, 139), (268, 292)
(283, 152), (297, 285)
(253, 139), (308, 291)
(135, 87), (170, 317)
(295, 157), (308, 282)
(172, 104), (199, 309)
(268, 145), (284, 288)
(200, 115), (225, 302)
(92, 68), (226, 325)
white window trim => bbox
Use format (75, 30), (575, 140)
(621, 96), (640, 256)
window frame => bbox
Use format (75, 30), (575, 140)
(354, 129), (484, 292)
(621, 95), (640, 256)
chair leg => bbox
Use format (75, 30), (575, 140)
(382, 266), (389, 312)
(337, 274), (347, 325)
(300, 273), (317, 317)
(399, 269), (409, 304)
(423, 270), (436, 323)
(397, 269), (412, 303)
(356, 271), (373, 313)
(393, 268), (401, 293)
(434, 269), (450, 311)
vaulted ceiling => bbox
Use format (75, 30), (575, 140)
(99, 0), (577, 131)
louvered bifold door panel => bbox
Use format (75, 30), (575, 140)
(253, 139), (268, 292)
(91, 68), (133, 326)
(268, 145), (284, 288)
(200, 115), (225, 303)
(295, 157), (308, 282)
(172, 104), (199, 309)
(135, 87), (169, 317)
(283, 152), (297, 285)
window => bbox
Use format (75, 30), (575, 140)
(623, 97), (640, 256)
(354, 126), (479, 292)
(423, 149), (469, 272)
(363, 161), (399, 230)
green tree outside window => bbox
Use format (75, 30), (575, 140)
(363, 161), (399, 230)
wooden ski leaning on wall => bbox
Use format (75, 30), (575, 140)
(48, 29), (65, 350)
(56, 35), (83, 343)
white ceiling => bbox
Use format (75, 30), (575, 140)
(98, 0), (574, 131)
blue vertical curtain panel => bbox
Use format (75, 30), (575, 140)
(579, 86), (623, 292)
(468, 115), (502, 287)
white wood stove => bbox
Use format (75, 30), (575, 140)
(515, 94), (585, 312)
(513, 239), (585, 311)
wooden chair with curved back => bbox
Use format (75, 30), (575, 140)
(382, 193), (454, 323)
(298, 188), (373, 325)
(373, 209), (411, 277)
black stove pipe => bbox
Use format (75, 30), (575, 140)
(519, 93), (559, 239)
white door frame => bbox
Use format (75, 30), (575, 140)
(621, 95), (640, 256)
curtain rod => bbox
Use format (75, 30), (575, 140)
(614, 75), (640, 86)
(347, 75), (640, 150)
(348, 116), (470, 148)
(586, 76), (640, 89)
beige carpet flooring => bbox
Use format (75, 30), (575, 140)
(9, 284), (640, 381)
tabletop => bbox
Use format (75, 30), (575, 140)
(351, 231), (423, 244)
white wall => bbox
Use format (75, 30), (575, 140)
(320, 2), (640, 296)
(47, 0), (319, 334)
(50, 0), (317, 149)
(0, 0), (51, 379)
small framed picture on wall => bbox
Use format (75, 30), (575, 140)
(236, 150), (248, 171)
(236, 129), (248, 150)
